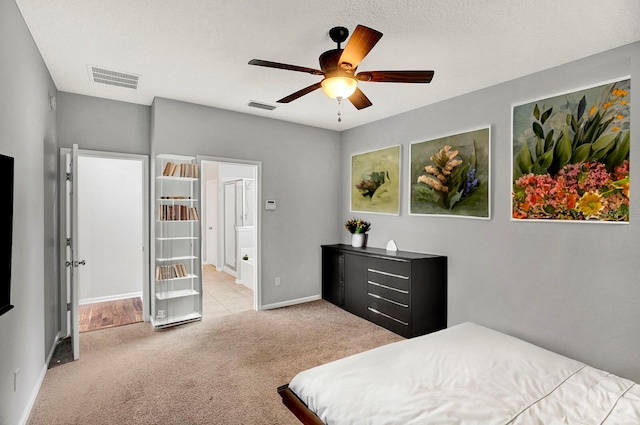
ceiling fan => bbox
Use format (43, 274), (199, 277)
(248, 25), (434, 113)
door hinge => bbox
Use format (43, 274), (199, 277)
(66, 172), (72, 181)
(66, 303), (71, 312)
(66, 238), (71, 247)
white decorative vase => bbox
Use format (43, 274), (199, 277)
(351, 233), (367, 248)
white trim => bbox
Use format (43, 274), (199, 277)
(45, 332), (61, 366)
(59, 147), (150, 340)
(197, 155), (263, 312)
(261, 295), (321, 311)
(17, 363), (48, 425)
(79, 292), (143, 305)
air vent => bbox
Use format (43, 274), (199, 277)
(248, 101), (277, 111)
(88, 65), (140, 90)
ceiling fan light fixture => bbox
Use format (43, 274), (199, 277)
(321, 75), (357, 100)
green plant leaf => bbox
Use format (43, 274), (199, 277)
(594, 116), (615, 140)
(532, 149), (553, 174)
(536, 137), (543, 157)
(448, 190), (463, 210)
(577, 96), (586, 121)
(533, 122), (544, 139)
(544, 129), (555, 151)
(591, 132), (619, 152)
(604, 131), (629, 171)
(533, 104), (540, 120)
(540, 108), (553, 125)
(550, 125), (572, 174)
(517, 142), (533, 175)
(570, 143), (591, 164)
(583, 111), (602, 144)
(570, 115), (578, 134)
(589, 132), (618, 162)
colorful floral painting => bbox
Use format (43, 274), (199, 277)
(351, 145), (400, 215)
(512, 79), (630, 222)
(410, 128), (490, 219)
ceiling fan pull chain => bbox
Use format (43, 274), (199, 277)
(337, 97), (343, 122)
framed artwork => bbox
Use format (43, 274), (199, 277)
(409, 127), (490, 219)
(512, 78), (630, 222)
(351, 145), (401, 215)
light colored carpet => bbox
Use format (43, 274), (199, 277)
(27, 300), (403, 425)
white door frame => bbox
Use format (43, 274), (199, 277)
(198, 156), (262, 311)
(59, 147), (150, 350)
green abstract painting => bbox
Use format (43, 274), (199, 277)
(351, 145), (400, 215)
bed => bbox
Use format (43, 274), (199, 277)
(278, 322), (640, 424)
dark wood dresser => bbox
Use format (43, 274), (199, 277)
(322, 244), (447, 338)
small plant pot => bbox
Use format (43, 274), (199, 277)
(351, 233), (368, 248)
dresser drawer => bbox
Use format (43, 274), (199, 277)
(368, 258), (410, 277)
(367, 260), (410, 292)
(367, 281), (409, 305)
(368, 296), (409, 324)
(368, 306), (410, 337)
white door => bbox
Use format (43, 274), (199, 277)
(70, 144), (81, 359)
(61, 146), (149, 360)
(205, 179), (217, 266)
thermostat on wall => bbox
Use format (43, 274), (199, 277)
(265, 200), (277, 210)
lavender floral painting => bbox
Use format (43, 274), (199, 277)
(512, 79), (630, 222)
(410, 128), (490, 219)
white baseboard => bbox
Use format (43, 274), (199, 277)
(18, 362), (48, 425)
(79, 291), (142, 305)
(45, 332), (61, 366)
(260, 294), (321, 311)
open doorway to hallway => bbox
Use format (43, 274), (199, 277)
(200, 158), (260, 315)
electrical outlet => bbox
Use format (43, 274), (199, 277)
(275, 277), (281, 286)
(14, 369), (18, 392)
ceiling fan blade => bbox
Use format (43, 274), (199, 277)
(277, 82), (323, 103)
(338, 25), (383, 70)
(248, 59), (324, 76)
(348, 87), (372, 110)
(356, 70), (435, 83)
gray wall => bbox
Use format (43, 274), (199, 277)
(0, 1), (58, 424)
(151, 98), (341, 306)
(341, 42), (640, 382)
(57, 92), (150, 154)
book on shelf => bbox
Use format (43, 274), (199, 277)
(159, 205), (200, 221)
(161, 161), (199, 178)
(156, 263), (189, 280)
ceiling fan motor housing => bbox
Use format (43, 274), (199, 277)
(319, 49), (345, 73)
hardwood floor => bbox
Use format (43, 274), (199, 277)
(78, 268), (251, 333)
(79, 297), (143, 333)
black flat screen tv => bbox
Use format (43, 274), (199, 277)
(0, 154), (14, 316)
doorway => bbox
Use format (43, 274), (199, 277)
(59, 147), (149, 358)
(199, 157), (260, 315)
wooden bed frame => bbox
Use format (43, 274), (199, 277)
(277, 384), (324, 425)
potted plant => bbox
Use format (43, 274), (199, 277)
(345, 218), (371, 248)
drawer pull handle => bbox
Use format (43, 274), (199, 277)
(368, 292), (408, 308)
(368, 269), (409, 279)
(368, 281), (409, 294)
(368, 308), (409, 326)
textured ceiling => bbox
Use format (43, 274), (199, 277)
(14, 0), (640, 131)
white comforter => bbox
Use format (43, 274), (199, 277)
(289, 322), (640, 424)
